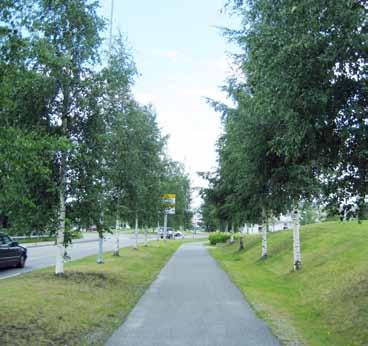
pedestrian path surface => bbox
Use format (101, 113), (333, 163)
(106, 242), (280, 346)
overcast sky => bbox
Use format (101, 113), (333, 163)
(100, 0), (240, 208)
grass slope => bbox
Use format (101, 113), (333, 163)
(209, 221), (368, 346)
(0, 241), (185, 346)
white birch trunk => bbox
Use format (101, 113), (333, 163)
(134, 215), (138, 249)
(113, 214), (120, 256)
(261, 213), (268, 259)
(55, 192), (65, 275)
(292, 209), (302, 270)
(96, 233), (104, 264)
(97, 210), (105, 263)
(55, 156), (66, 275)
(239, 225), (244, 250)
(230, 223), (235, 243)
(163, 213), (168, 241)
(157, 220), (160, 240)
(144, 226), (148, 246)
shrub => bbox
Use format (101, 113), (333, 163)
(209, 232), (231, 245)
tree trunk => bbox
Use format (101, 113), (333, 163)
(239, 228), (244, 251)
(55, 90), (69, 275)
(163, 213), (168, 241)
(144, 226), (148, 246)
(230, 223), (235, 243)
(261, 211), (268, 259)
(55, 145), (66, 275)
(96, 232), (104, 264)
(97, 210), (105, 263)
(113, 213), (120, 256)
(55, 175), (65, 275)
(292, 209), (302, 270)
(134, 214), (138, 249)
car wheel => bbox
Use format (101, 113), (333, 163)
(18, 255), (26, 268)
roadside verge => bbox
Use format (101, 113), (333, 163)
(208, 221), (368, 346)
(0, 241), (186, 346)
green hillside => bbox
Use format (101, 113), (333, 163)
(209, 221), (368, 346)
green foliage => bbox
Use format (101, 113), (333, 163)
(0, 2), (192, 241)
(202, 0), (367, 226)
(0, 127), (67, 233)
(160, 160), (192, 230)
(208, 232), (231, 245)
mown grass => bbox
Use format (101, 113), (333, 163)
(0, 241), (186, 346)
(209, 221), (368, 346)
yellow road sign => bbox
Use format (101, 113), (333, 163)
(161, 194), (176, 214)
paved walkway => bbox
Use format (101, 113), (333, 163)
(106, 242), (280, 346)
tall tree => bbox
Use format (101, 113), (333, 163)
(28, 0), (105, 274)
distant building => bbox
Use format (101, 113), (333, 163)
(242, 214), (293, 234)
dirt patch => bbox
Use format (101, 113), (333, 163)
(38, 271), (121, 288)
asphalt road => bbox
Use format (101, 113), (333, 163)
(106, 242), (280, 346)
(0, 233), (168, 280)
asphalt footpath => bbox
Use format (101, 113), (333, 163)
(106, 242), (280, 346)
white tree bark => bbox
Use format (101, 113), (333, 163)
(163, 213), (168, 241)
(55, 157), (66, 275)
(239, 225), (244, 250)
(97, 230), (104, 264)
(134, 215), (138, 249)
(97, 210), (105, 263)
(261, 212), (268, 259)
(113, 214), (120, 256)
(144, 226), (148, 246)
(96, 232), (104, 264)
(230, 223), (235, 243)
(55, 195), (65, 274)
(292, 209), (302, 270)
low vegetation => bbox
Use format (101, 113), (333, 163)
(208, 232), (232, 245)
(0, 241), (185, 346)
(209, 221), (368, 346)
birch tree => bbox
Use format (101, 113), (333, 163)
(30, 0), (104, 274)
(291, 209), (302, 270)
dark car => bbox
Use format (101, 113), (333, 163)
(0, 232), (27, 269)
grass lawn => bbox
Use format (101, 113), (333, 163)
(209, 221), (368, 346)
(0, 240), (189, 346)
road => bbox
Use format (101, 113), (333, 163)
(106, 242), (280, 346)
(0, 232), (194, 280)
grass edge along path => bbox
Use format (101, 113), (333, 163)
(209, 221), (368, 346)
(0, 240), (194, 346)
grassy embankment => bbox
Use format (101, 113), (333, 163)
(209, 221), (368, 346)
(0, 240), (188, 346)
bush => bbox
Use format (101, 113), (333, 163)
(209, 232), (231, 245)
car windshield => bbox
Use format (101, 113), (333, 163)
(0, 234), (11, 245)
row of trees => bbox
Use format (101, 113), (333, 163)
(201, 0), (367, 270)
(0, 0), (192, 274)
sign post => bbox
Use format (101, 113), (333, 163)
(160, 194), (176, 240)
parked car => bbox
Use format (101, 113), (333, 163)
(0, 232), (27, 269)
(157, 227), (175, 239)
(174, 231), (185, 239)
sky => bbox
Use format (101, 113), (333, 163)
(99, 0), (240, 208)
